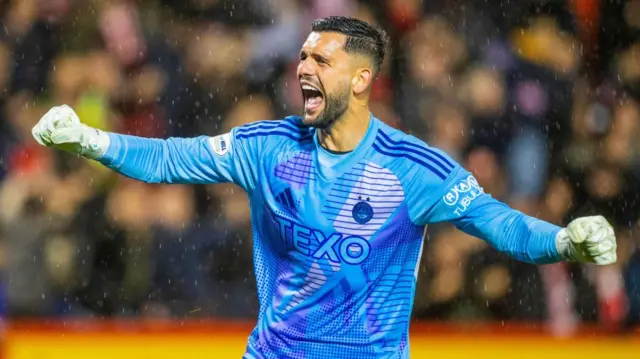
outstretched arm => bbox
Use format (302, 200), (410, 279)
(408, 152), (616, 266)
(32, 105), (260, 192)
(98, 134), (245, 185)
(447, 189), (564, 264)
(438, 179), (615, 265)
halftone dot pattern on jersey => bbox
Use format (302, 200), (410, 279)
(250, 208), (332, 359)
(262, 206), (344, 316)
(257, 212), (390, 357)
(244, 118), (434, 358)
(252, 205), (304, 318)
(282, 260), (337, 314)
(362, 205), (424, 346)
(322, 161), (405, 239)
(251, 214), (275, 320)
(254, 209), (421, 358)
(273, 151), (316, 188)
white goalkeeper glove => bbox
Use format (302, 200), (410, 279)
(31, 105), (110, 160)
(556, 215), (617, 265)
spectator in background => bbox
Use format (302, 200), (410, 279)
(0, 0), (638, 335)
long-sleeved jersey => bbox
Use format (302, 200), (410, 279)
(98, 115), (563, 358)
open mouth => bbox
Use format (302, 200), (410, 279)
(301, 83), (324, 113)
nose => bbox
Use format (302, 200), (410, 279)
(297, 58), (316, 78)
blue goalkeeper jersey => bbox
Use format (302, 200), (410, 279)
(99, 114), (562, 359)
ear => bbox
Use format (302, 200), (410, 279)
(352, 67), (373, 95)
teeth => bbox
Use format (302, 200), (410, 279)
(302, 85), (319, 91)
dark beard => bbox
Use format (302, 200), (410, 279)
(304, 85), (350, 130)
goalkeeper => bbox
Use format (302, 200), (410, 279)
(32, 16), (616, 359)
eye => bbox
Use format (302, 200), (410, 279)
(314, 57), (330, 68)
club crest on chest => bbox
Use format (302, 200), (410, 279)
(352, 197), (373, 224)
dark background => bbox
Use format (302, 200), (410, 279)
(0, 0), (639, 338)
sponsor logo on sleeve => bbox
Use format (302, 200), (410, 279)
(443, 175), (484, 216)
(209, 133), (231, 156)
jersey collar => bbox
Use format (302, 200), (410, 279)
(313, 113), (380, 182)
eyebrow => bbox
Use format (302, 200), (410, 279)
(300, 50), (331, 62)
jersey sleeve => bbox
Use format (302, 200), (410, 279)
(406, 148), (563, 264)
(98, 122), (270, 193)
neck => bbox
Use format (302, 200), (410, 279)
(317, 105), (370, 152)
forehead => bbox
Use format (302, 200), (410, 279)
(301, 31), (347, 55)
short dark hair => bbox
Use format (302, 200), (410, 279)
(311, 16), (390, 74)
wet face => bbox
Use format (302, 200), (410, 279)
(297, 31), (353, 128)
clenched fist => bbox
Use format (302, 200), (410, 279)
(32, 104), (109, 159)
(556, 215), (617, 265)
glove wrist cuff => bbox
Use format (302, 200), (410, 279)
(555, 228), (576, 261)
(80, 125), (110, 160)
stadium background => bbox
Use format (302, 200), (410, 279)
(0, 0), (639, 357)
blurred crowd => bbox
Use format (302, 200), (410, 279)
(0, 0), (639, 337)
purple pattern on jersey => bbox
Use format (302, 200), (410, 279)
(248, 193), (423, 358)
(322, 161), (405, 239)
(274, 151), (316, 188)
(362, 205), (424, 351)
(246, 130), (425, 358)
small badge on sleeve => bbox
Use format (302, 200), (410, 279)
(209, 133), (231, 156)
